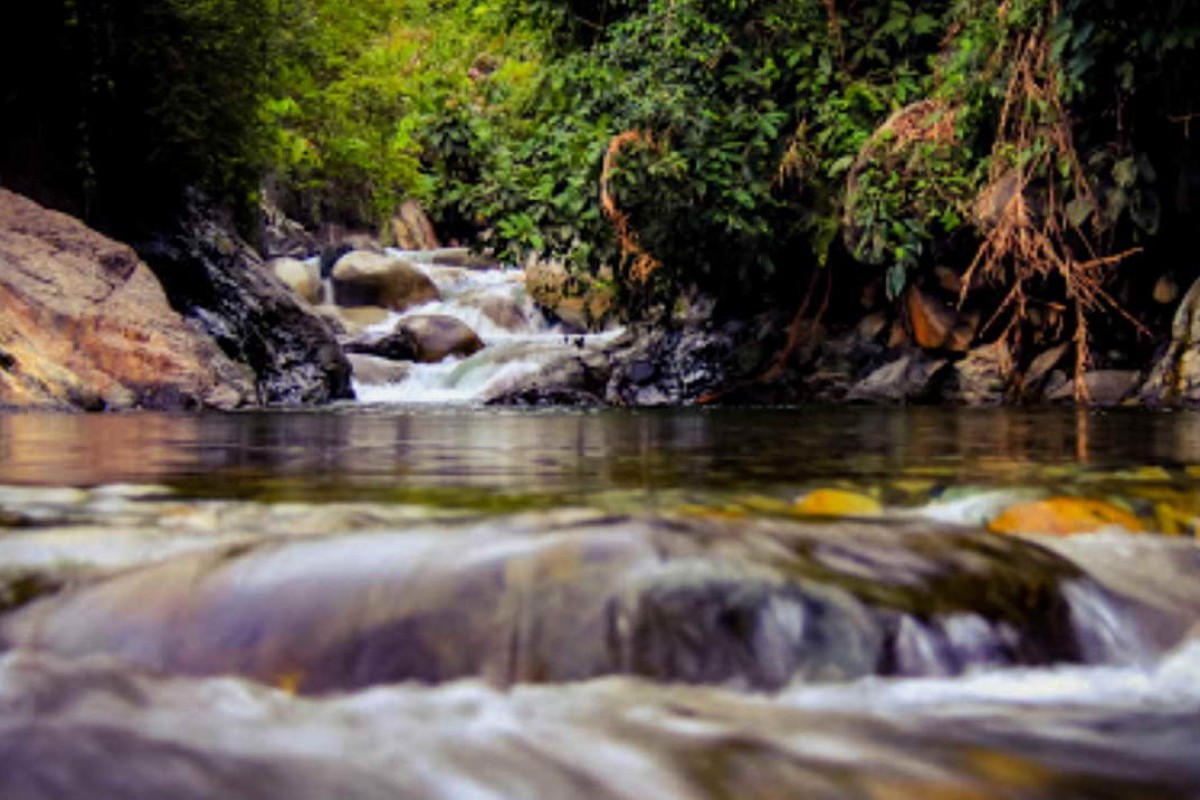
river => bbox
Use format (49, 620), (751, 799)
(1, 406), (1200, 798)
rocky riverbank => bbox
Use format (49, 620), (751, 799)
(6, 185), (1200, 411)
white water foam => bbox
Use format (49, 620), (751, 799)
(350, 251), (621, 405)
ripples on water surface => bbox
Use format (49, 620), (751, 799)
(2, 406), (1200, 799)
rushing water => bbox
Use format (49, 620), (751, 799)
(348, 249), (620, 405)
(2, 406), (1200, 799)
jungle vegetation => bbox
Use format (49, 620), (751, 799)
(2, 0), (1199, 377)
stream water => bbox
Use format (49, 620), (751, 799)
(1, 406), (1200, 798)
(348, 249), (620, 405)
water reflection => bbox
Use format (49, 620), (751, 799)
(1, 407), (1199, 499)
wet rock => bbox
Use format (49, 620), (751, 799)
(1046, 370), (1141, 405)
(846, 351), (949, 404)
(316, 305), (390, 335)
(0, 188), (252, 410)
(988, 497), (1144, 536)
(1141, 275), (1200, 405)
(1020, 343), (1070, 400)
(430, 248), (500, 270)
(799, 328), (885, 403)
(474, 294), (529, 331)
(342, 329), (419, 362)
(487, 347), (611, 406)
(3, 648), (1200, 800)
(0, 513), (1110, 693)
(136, 195), (352, 406)
(330, 251), (440, 312)
(397, 314), (484, 363)
(258, 195), (317, 259)
(606, 327), (736, 406)
(943, 342), (1008, 405)
(347, 354), (411, 386)
(794, 489), (882, 517)
(268, 257), (321, 305)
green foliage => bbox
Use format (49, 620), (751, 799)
(438, 0), (959, 310)
(263, 0), (542, 228)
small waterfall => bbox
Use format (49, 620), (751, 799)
(349, 249), (620, 404)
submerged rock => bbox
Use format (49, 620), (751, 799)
(0, 189), (252, 410)
(0, 512), (1149, 693)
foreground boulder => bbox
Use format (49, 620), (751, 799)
(0, 512), (1163, 694)
(138, 196), (353, 405)
(0, 189), (252, 410)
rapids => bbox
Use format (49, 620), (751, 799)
(348, 250), (620, 405)
(2, 407), (1200, 798)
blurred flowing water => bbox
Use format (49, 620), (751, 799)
(2, 406), (1200, 799)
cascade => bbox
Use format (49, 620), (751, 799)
(340, 249), (620, 404)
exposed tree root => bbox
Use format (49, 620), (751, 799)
(953, 0), (1143, 402)
(599, 130), (662, 284)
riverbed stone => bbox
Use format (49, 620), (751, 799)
(342, 329), (420, 362)
(397, 314), (484, 363)
(0, 188), (253, 410)
(330, 251), (440, 311)
(347, 354), (412, 386)
(943, 342), (1008, 404)
(1045, 369), (1141, 405)
(475, 294), (529, 331)
(268, 257), (322, 304)
(846, 351), (949, 403)
(2, 646), (1199, 800)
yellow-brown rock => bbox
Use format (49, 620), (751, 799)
(268, 257), (322, 304)
(794, 488), (883, 517)
(988, 497), (1144, 536)
(0, 189), (251, 410)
